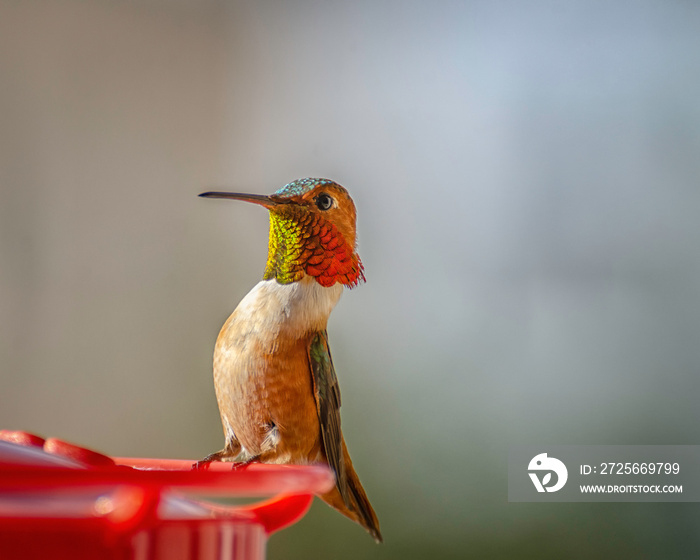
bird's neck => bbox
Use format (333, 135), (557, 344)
(236, 276), (344, 338)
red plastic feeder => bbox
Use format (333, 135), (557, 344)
(0, 431), (335, 560)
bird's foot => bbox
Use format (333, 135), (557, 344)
(230, 455), (261, 471)
(192, 450), (229, 471)
(192, 452), (261, 471)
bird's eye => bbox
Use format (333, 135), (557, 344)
(315, 193), (334, 211)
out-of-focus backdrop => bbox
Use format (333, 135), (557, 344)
(2, 1), (700, 557)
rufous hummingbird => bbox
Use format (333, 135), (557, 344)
(196, 178), (382, 542)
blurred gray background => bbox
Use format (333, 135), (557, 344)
(2, 1), (700, 558)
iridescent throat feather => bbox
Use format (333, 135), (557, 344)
(264, 205), (365, 288)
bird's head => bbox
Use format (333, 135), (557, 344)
(200, 178), (365, 288)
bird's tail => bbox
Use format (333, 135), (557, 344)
(319, 438), (383, 543)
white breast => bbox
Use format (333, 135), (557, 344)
(220, 276), (344, 352)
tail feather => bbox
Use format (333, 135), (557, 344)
(347, 467), (383, 543)
(319, 438), (383, 543)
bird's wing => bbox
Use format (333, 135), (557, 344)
(308, 330), (350, 507)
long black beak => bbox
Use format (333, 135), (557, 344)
(198, 191), (276, 208)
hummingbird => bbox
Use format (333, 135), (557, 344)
(196, 178), (382, 542)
